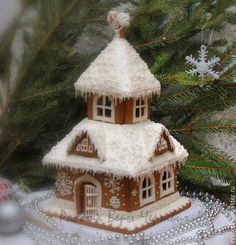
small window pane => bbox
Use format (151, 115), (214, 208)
(163, 171), (167, 180)
(136, 99), (140, 106)
(168, 181), (171, 188)
(88, 145), (93, 153)
(162, 183), (166, 190)
(141, 107), (145, 116)
(148, 188), (152, 197)
(105, 96), (111, 106)
(97, 97), (103, 105)
(142, 179), (146, 188)
(105, 109), (111, 117)
(97, 108), (103, 116)
(148, 177), (151, 186)
(136, 108), (139, 118)
(76, 144), (81, 151)
(141, 99), (145, 105)
(81, 139), (88, 152)
(142, 190), (147, 199)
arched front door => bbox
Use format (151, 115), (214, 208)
(74, 174), (101, 216)
(83, 184), (98, 216)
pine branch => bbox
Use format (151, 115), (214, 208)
(191, 135), (235, 166)
(170, 120), (236, 134)
(159, 86), (202, 101)
(0, 0), (80, 122)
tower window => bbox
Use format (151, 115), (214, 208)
(133, 97), (148, 122)
(93, 95), (115, 123)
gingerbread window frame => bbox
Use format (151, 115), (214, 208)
(139, 175), (155, 206)
(133, 97), (148, 122)
(93, 95), (115, 123)
(160, 167), (174, 198)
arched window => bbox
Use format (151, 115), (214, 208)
(160, 167), (174, 198)
(159, 137), (168, 151)
(139, 175), (155, 206)
(93, 95), (115, 122)
(133, 97), (148, 122)
(76, 137), (94, 153)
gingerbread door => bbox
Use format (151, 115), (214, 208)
(84, 184), (98, 216)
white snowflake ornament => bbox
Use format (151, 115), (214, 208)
(104, 175), (121, 194)
(55, 172), (73, 197)
(185, 45), (220, 80)
(109, 196), (121, 209)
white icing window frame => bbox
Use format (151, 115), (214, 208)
(139, 175), (155, 206)
(80, 138), (88, 152)
(133, 97), (148, 123)
(93, 95), (115, 123)
(160, 167), (174, 198)
(76, 137), (94, 153)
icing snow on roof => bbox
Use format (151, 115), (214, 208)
(74, 38), (161, 99)
(43, 119), (188, 177)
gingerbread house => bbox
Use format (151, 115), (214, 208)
(42, 11), (191, 234)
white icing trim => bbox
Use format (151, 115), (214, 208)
(42, 192), (190, 231)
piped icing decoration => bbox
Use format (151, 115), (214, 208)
(107, 10), (130, 38)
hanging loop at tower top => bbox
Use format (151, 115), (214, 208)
(107, 11), (130, 38)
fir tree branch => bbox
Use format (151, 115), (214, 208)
(191, 135), (235, 166)
(170, 120), (236, 133)
(220, 71), (236, 80)
(220, 46), (236, 67)
(0, 0), (80, 122)
(159, 86), (202, 101)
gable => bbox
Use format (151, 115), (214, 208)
(155, 131), (174, 156)
(68, 132), (97, 158)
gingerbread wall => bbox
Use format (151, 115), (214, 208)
(55, 165), (178, 213)
(87, 95), (151, 124)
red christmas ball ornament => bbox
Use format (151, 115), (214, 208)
(0, 178), (13, 202)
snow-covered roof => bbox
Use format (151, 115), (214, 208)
(74, 37), (161, 99)
(43, 119), (188, 177)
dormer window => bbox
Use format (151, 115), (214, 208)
(133, 97), (148, 122)
(155, 132), (174, 155)
(68, 133), (97, 157)
(93, 95), (115, 123)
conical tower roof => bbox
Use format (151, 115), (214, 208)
(75, 11), (160, 99)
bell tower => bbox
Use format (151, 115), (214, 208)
(75, 11), (159, 124)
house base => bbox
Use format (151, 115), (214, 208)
(42, 192), (191, 234)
